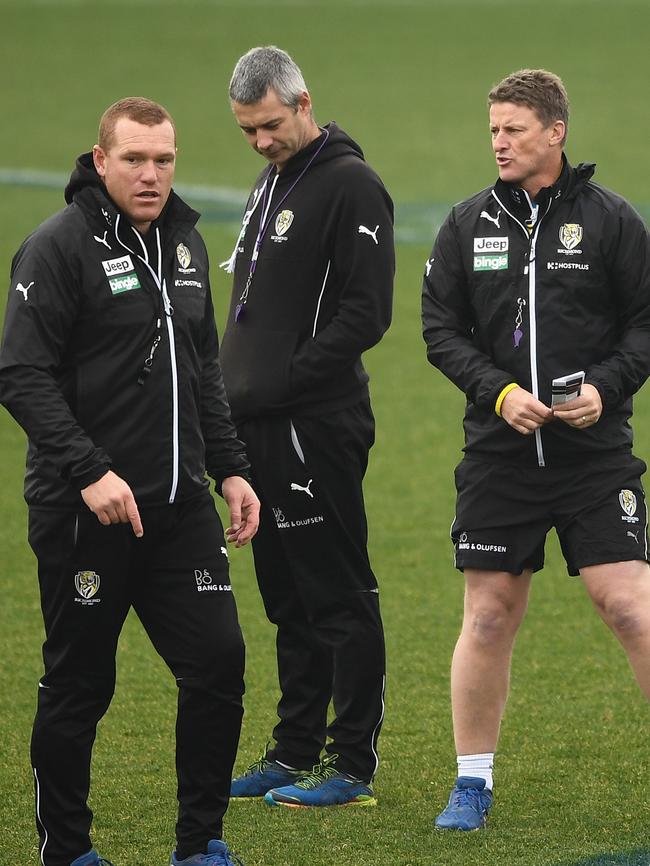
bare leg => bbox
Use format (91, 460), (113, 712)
(451, 569), (532, 754)
(581, 560), (650, 700)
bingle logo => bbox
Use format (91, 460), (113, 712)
(474, 254), (508, 272)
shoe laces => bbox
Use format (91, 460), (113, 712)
(241, 741), (272, 776)
(294, 754), (340, 790)
(451, 784), (483, 811)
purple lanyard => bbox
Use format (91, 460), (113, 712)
(235, 127), (330, 322)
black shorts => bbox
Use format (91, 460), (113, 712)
(451, 453), (649, 576)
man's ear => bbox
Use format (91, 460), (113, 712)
(297, 90), (312, 116)
(92, 144), (106, 178)
(549, 120), (565, 147)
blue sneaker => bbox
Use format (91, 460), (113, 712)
(170, 838), (243, 866)
(70, 851), (115, 866)
(230, 744), (306, 798)
(264, 754), (377, 808)
(435, 776), (493, 830)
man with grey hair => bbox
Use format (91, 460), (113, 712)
(423, 68), (650, 830)
(220, 46), (394, 809)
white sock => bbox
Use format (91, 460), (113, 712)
(457, 753), (494, 791)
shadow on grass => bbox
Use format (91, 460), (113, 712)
(559, 852), (650, 866)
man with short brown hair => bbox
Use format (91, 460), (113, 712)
(0, 97), (257, 866)
(423, 69), (650, 830)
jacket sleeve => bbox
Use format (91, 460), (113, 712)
(422, 210), (513, 410)
(199, 273), (252, 490)
(0, 231), (111, 490)
(289, 169), (394, 390)
(584, 200), (650, 410)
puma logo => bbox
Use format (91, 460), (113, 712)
(16, 281), (34, 301)
(480, 209), (502, 228)
(93, 231), (112, 250)
(290, 479), (314, 498)
(358, 224), (379, 245)
(425, 258), (434, 277)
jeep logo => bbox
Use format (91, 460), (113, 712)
(473, 237), (509, 253)
(102, 255), (134, 276)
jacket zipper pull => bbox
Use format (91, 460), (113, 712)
(138, 320), (162, 386)
(513, 298), (526, 348)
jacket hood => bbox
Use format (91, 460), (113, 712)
(64, 151), (104, 204)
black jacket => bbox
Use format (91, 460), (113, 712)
(219, 122), (394, 423)
(0, 153), (250, 507)
(422, 158), (650, 467)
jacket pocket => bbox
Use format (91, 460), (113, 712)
(220, 326), (299, 418)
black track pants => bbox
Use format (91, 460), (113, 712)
(28, 494), (244, 866)
(239, 400), (386, 782)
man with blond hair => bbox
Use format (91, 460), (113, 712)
(423, 69), (650, 830)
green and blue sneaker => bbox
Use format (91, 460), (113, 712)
(230, 743), (307, 799)
(170, 838), (243, 866)
(435, 776), (493, 830)
(264, 754), (376, 808)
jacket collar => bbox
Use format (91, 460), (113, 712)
(494, 155), (596, 223)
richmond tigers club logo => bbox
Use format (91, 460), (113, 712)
(176, 243), (191, 269)
(275, 210), (294, 236)
(619, 489), (637, 518)
(75, 570), (101, 600)
(559, 223), (583, 250)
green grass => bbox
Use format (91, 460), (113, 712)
(1, 2), (650, 865)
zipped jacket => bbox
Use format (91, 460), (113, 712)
(422, 158), (650, 467)
(0, 153), (250, 507)
(219, 122), (394, 424)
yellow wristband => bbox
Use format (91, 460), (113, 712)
(495, 383), (519, 417)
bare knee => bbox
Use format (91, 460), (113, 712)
(461, 571), (530, 648)
(462, 600), (522, 647)
(592, 590), (645, 639)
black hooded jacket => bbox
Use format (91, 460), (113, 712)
(422, 158), (650, 467)
(0, 153), (250, 507)
(219, 122), (394, 423)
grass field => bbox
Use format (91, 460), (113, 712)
(1, 2), (649, 865)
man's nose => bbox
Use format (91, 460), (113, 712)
(141, 160), (158, 182)
(257, 132), (273, 151)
